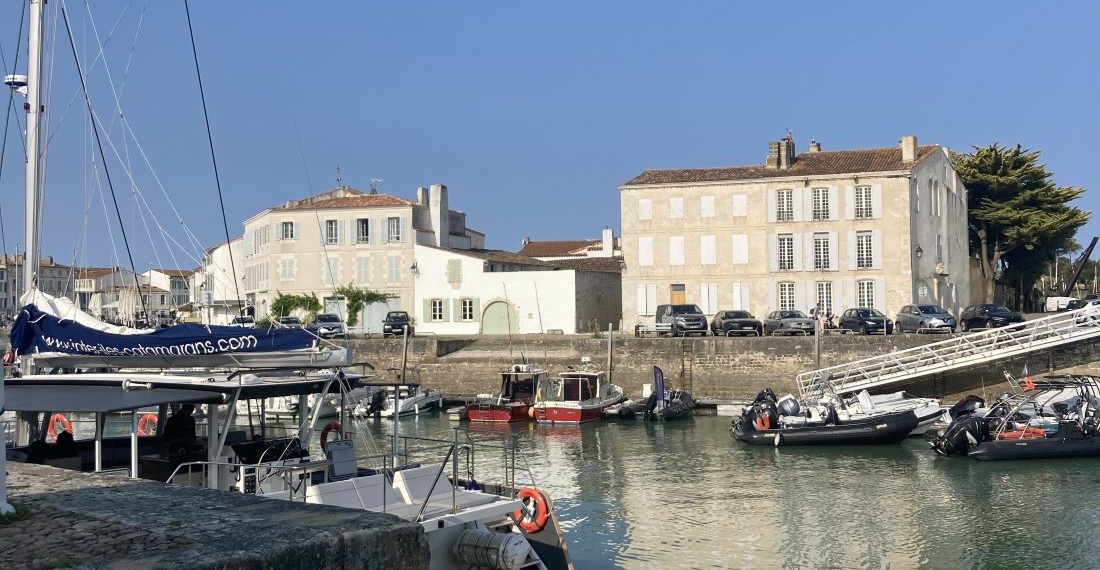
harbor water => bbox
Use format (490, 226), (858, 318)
(337, 411), (1100, 570)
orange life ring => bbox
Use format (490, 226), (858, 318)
(753, 414), (771, 431)
(1022, 377), (1035, 391)
(996, 426), (1046, 440)
(320, 421), (342, 451)
(513, 487), (550, 533)
(137, 413), (158, 436)
(46, 413), (72, 442)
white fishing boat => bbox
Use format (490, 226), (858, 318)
(368, 384), (443, 418)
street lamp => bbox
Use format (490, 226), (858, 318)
(915, 245), (923, 260)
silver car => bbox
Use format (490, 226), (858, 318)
(763, 310), (815, 336)
(895, 304), (956, 333)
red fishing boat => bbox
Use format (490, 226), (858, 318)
(466, 364), (548, 422)
(531, 367), (626, 424)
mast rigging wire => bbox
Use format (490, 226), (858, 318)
(0, 6), (27, 265)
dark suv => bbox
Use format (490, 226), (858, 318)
(655, 304), (708, 337)
(382, 311), (414, 337)
(958, 304), (1024, 332)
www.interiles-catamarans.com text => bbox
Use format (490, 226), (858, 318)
(40, 335), (260, 356)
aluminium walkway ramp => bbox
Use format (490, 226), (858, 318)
(797, 306), (1100, 401)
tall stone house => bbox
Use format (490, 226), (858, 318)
(619, 135), (970, 329)
(239, 183), (484, 321)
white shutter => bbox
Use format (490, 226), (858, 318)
(871, 185), (883, 219)
(833, 279), (844, 314)
(639, 198), (652, 220)
(731, 195), (747, 217)
(400, 217), (408, 242)
(731, 283), (743, 310)
(647, 285), (657, 315)
(845, 280), (857, 309)
(792, 232), (803, 271)
(847, 230), (857, 270)
(874, 278), (887, 312)
(700, 196), (715, 218)
(369, 218), (376, 244)
(829, 187), (839, 220)
(794, 280), (807, 311)
(292, 221), (299, 240)
(872, 229), (883, 270)
(700, 284), (710, 314)
(701, 235), (716, 265)
(828, 232), (839, 271)
(805, 281), (817, 312)
(732, 235), (748, 265)
(767, 283), (776, 313)
(766, 191), (777, 223)
(338, 220), (345, 244)
(639, 237), (654, 266)
(636, 284), (648, 315)
(803, 233), (814, 271)
(740, 284), (750, 313)
(844, 186), (855, 220)
(793, 189), (806, 222)
(768, 234), (779, 272)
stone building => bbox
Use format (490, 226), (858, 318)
(619, 135), (970, 330)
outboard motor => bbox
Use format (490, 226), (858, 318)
(947, 395), (985, 419)
(932, 415), (988, 456)
(367, 389), (387, 415)
(776, 395), (801, 417)
(753, 388), (778, 405)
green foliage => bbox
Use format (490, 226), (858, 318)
(270, 292), (322, 319)
(334, 285), (394, 326)
(953, 143), (1089, 303)
(0, 500), (31, 524)
(255, 316), (272, 329)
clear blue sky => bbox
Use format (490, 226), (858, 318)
(1, 1), (1098, 272)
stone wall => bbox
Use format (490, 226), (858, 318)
(347, 333), (1100, 402)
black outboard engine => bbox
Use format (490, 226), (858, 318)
(776, 395), (801, 417)
(932, 415), (988, 456)
(367, 389), (387, 415)
(947, 395), (985, 420)
(753, 388), (778, 405)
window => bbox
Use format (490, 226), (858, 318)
(322, 258), (339, 285)
(356, 256), (370, 283)
(856, 231), (873, 269)
(778, 234), (794, 270)
(731, 195), (747, 217)
(812, 188), (829, 220)
(431, 299), (444, 321)
(813, 233), (830, 270)
(700, 196), (715, 218)
(325, 220), (339, 244)
(356, 218), (370, 243)
(669, 197), (684, 219)
(638, 237), (654, 266)
(387, 217), (403, 242)
(386, 255), (401, 282)
(280, 221), (296, 240)
(858, 280), (875, 307)
(776, 189), (794, 221)
(639, 198), (652, 220)
(731, 235), (748, 264)
(461, 299), (474, 321)
(636, 284), (657, 315)
(700, 235), (716, 265)
(816, 282), (833, 315)
(855, 186), (873, 219)
(778, 282), (796, 311)
(280, 259), (294, 280)
(669, 236), (685, 266)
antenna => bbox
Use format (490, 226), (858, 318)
(336, 164), (343, 187)
(369, 179), (382, 194)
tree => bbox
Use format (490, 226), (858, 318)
(953, 143), (1089, 304)
(334, 285), (393, 326)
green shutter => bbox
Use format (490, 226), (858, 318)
(422, 299), (431, 323)
(472, 298), (481, 322)
(452, 299), (462, 321)
(443, 299), (452, 322)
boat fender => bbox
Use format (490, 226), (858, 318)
(753, 413), (771, 431)
(1023, 377), (1035, 391)
(319, 421), (343, 451)
(512, 487), (550, 533)
(137, 413), (158, 435)
(47, 413), (72, 442)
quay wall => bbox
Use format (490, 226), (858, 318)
(350, 334), (1100, 401)
(2, 463), (429, 570)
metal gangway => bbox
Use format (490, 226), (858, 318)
(797, 304), (1100, 401)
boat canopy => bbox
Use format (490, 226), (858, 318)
(5, 383), (224, 413)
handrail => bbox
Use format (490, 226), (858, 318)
(797, 305), (1100, 400)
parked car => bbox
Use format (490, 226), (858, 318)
(710, 310), (763, 336)
(895, 304), (955, 333)
(1072, 299), (1100, 326)
(382, 311), (414, 337)
(312, 313), (347, 338)
(958, 304), (1025, 332)
(763, 310), (815, 336)
(655, 304), (708, 337)
(838, 307), (894, 335)
(229, 315), (255, 328)
(275, 315), (303, 328)
(1065, 299), (1088, 312)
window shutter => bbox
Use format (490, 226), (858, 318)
(369, 218), (376, 244)
(792, 233), (803, 271)
(732, 235), (748, 265)
(828, 232), (839, 271)
(871, 185), (883, 219)
(847, 231), (857, 270)
(804, 281), (816, 310)
(472, 298), (481, 322)
(844, 280), (857, 309)
(794, 281), (807, 312)
(731, 195), (747, 217)
(833, 280), (844, 313)
(452, 299), (461, 321)
(793, 189), (805, 222)
(802, 233), (813, 271)
(768, 234), (779, 272)
(874, 279), (887, 312)
(829, 187), (839, 220)
(423, 299), (431, 322)
(844, 186), (855, 220)
(443, 299), (452, 322)
(646, 285), (657, 315)
(400, 217), (407, 242)
(338, 220), (345, 244)
(766, 191), (777, 223)
(636, 284), (648, 315)
(767, 284), (776, 313)
(731, 283), (743, 310)
(872, 229), (883, 270)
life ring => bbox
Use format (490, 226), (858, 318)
(512, 487), (550, 533)
(319, 421), (342, 451)
(753, 414), (771, 431)
(137, 413), (158, 436)
(1022, 377), (1035, 391)
(46, 413), (72, 442)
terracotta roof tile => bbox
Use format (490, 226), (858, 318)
(76, 267), (121, 279)
(624, 145), (940, 186)
(151, 268), (194, 277)
(518, 240), (601, 257)
(272, 187), (415, 211)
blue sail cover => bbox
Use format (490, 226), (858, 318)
(10, 303), (316, 358)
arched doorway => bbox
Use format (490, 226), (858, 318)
(481, 301), (518, 335)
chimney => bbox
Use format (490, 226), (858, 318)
(429, 183), (449, 247)
(807, 140), (821, 153)
(602, 227), (614, 256)
(416, 186), (429, 205)
(900, 135), (918, 163)
(522, 237), (530, 246)
(765, 141), (781, 168)
(777, 135), (796, 169)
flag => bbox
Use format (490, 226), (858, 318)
(652, 366), (665, 397)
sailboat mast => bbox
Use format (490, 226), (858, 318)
(23, 0), (44, 300)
